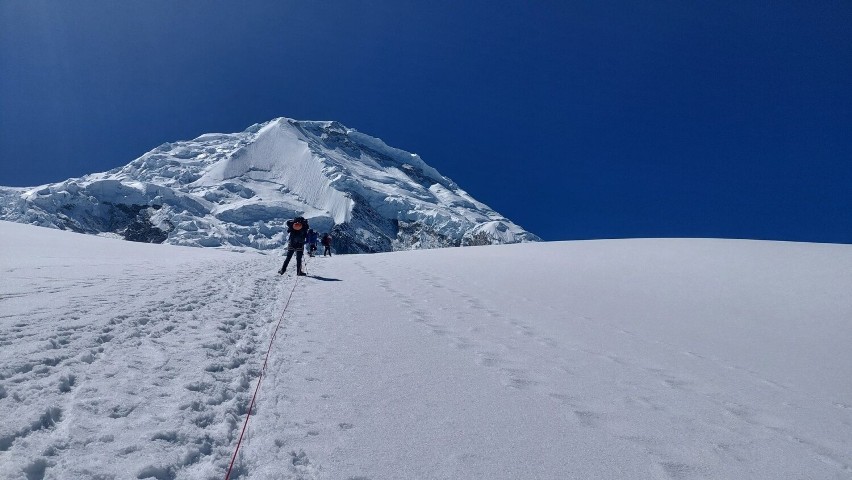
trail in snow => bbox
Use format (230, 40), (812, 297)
(0, 223), (296, 479)
(2, 222), (852, 479)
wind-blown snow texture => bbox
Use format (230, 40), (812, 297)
(0, 118), (538, 253)
(2, 220), (851, 479)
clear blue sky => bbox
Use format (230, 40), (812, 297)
(2, 1), (850, 243)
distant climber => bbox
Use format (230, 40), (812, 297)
(278, 216), (308, 276)
(321, 232), (332, 257)
(306, 228), (319, 257)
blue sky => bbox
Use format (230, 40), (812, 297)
(1, 1), (850, 243)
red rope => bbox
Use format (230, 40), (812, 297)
(224, 259), (307, 480)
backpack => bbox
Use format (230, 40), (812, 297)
(289, 216), (309, 231)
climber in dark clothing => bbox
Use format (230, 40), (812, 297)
(321, 232), (332, 257)
(278, 216), (309, 276)
(306, 229), (319, 257)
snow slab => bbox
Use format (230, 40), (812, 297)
(1, 220), (851, 479)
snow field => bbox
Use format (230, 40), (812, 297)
(1, 222), (292, 479)
(2, 221), (852, 479)
(239, 240), (852, 479)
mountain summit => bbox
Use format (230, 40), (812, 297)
(0, 118), (538, 253)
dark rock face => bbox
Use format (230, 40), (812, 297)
(63, 202), (169, 244)
(122, 206), (169, 243)
(323, 193), (396, 254)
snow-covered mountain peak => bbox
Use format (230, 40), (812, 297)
(0, 118), (539, 252)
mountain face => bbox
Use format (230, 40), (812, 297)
(0, 118), (539, 253)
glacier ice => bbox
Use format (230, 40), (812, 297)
(0, 118), (539, 253)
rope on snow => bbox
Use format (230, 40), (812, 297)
(224, 256), (310, 480)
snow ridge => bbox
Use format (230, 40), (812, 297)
(0, 118), (539, 252)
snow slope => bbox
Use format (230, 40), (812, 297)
(0, 119), (538, 253)
(1, 221), (851, 479)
